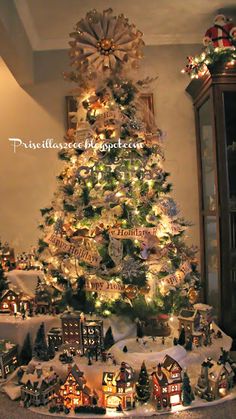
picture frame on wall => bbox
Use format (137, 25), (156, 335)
(66, 93), (154, 130)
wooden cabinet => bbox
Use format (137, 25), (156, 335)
(186, 69), (236, 340)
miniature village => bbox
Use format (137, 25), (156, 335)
(0, 256), (235, 416)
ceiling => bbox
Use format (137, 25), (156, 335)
(14, 0), (236, 50)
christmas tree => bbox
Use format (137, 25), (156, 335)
(182, 371), (195, 406)
(33, 323), (49, 361)
(104, 326), (115, 350)
(20, 333), (32, 365)
(38, 9), (200, 320)
(136, 361), (150, 402)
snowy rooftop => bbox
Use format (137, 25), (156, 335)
(21, 364), (58, 389)
(194, 303), (213, 312)
(0, 339), (16, 354)
(178, 309), (197, 321)
(60, 310), (82, 319)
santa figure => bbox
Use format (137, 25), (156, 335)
(203, 14), (236, 48)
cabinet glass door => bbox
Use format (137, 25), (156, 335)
(223, 91), (236, 332)
(198, 98), (219, 313)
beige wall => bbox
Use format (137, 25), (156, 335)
(0, 43), (201, 253)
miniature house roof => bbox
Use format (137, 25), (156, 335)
(162, 355), (182, 372)
(48, 327), (62, 335)
(178, 308), (198, 321)
(21, 365), (57, 389)
(152, 368), (168, 387)
(193, 303), (213, 312)
(0, 288), (19, 300)
(84, 319), (103, 326)
(61, 310), (82, 319)
(208, 361), (233, 383)
(64, 364), (91, 396)
(0, 339), (16, 354)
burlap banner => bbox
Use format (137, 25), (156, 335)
(45, 233), (102, 267)
(162, 261), (192, 287)
(109, 227), (158, 240)
(85, 278), (126, 293)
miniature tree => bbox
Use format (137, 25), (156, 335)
(182, 371), (195, 406)
(136, 361), (150, 402)
(38, 8), (200, 320)
(136, 320), (144, 339)
(48, 339), (56, 359)
(104, 326), (115, 350)
(178, 328), (186, 346)
(20, 333), (32, 365)
(17, 367), (24, 384)
(123, 345), (128, 353)
(33, 323), (49, 361)
(0, 263), (8, 296)
(173, 337), (178, 345)
(185, 335), (193, 351)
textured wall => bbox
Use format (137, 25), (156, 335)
(0, 43), (200, 253)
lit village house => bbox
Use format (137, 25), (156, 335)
(57, 364), (93, 410)
(151, 355), (183, 409)
(178, 303), (213, 347)
(195, 357), (234, 401)
(60, 310), (104, 356)
(102, 362), (135, 410)
(0, 289), (33, 314)
(20, 364), (59, 407)
(0, 339), (18, 379)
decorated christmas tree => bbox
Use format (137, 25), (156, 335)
(136, 361), (150, 402)
(38, 8), (200, 320)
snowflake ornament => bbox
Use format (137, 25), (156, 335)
(69, 8), (144, 73)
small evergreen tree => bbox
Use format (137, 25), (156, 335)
(185, 336), (193, 351)
(20, 333), (32, 365)
(136, 320), (144, 339)
(33, 323), (49, 361)
(173, 337), (178, 345)
(182, 371), (195, 406)
(17, 367), (24, 384)
(48, 339), (56, 359)
(136, 361), (150, 402)
(0, 263), (8, 296)
(123, 345), (128, 353)
(178, 328), (185, 346)
(104, 326), (115, 350)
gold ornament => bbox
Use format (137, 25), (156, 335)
(188, 287), (199, 304)
(124, 285), (138, 299)
(139, 284), (150, 295)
